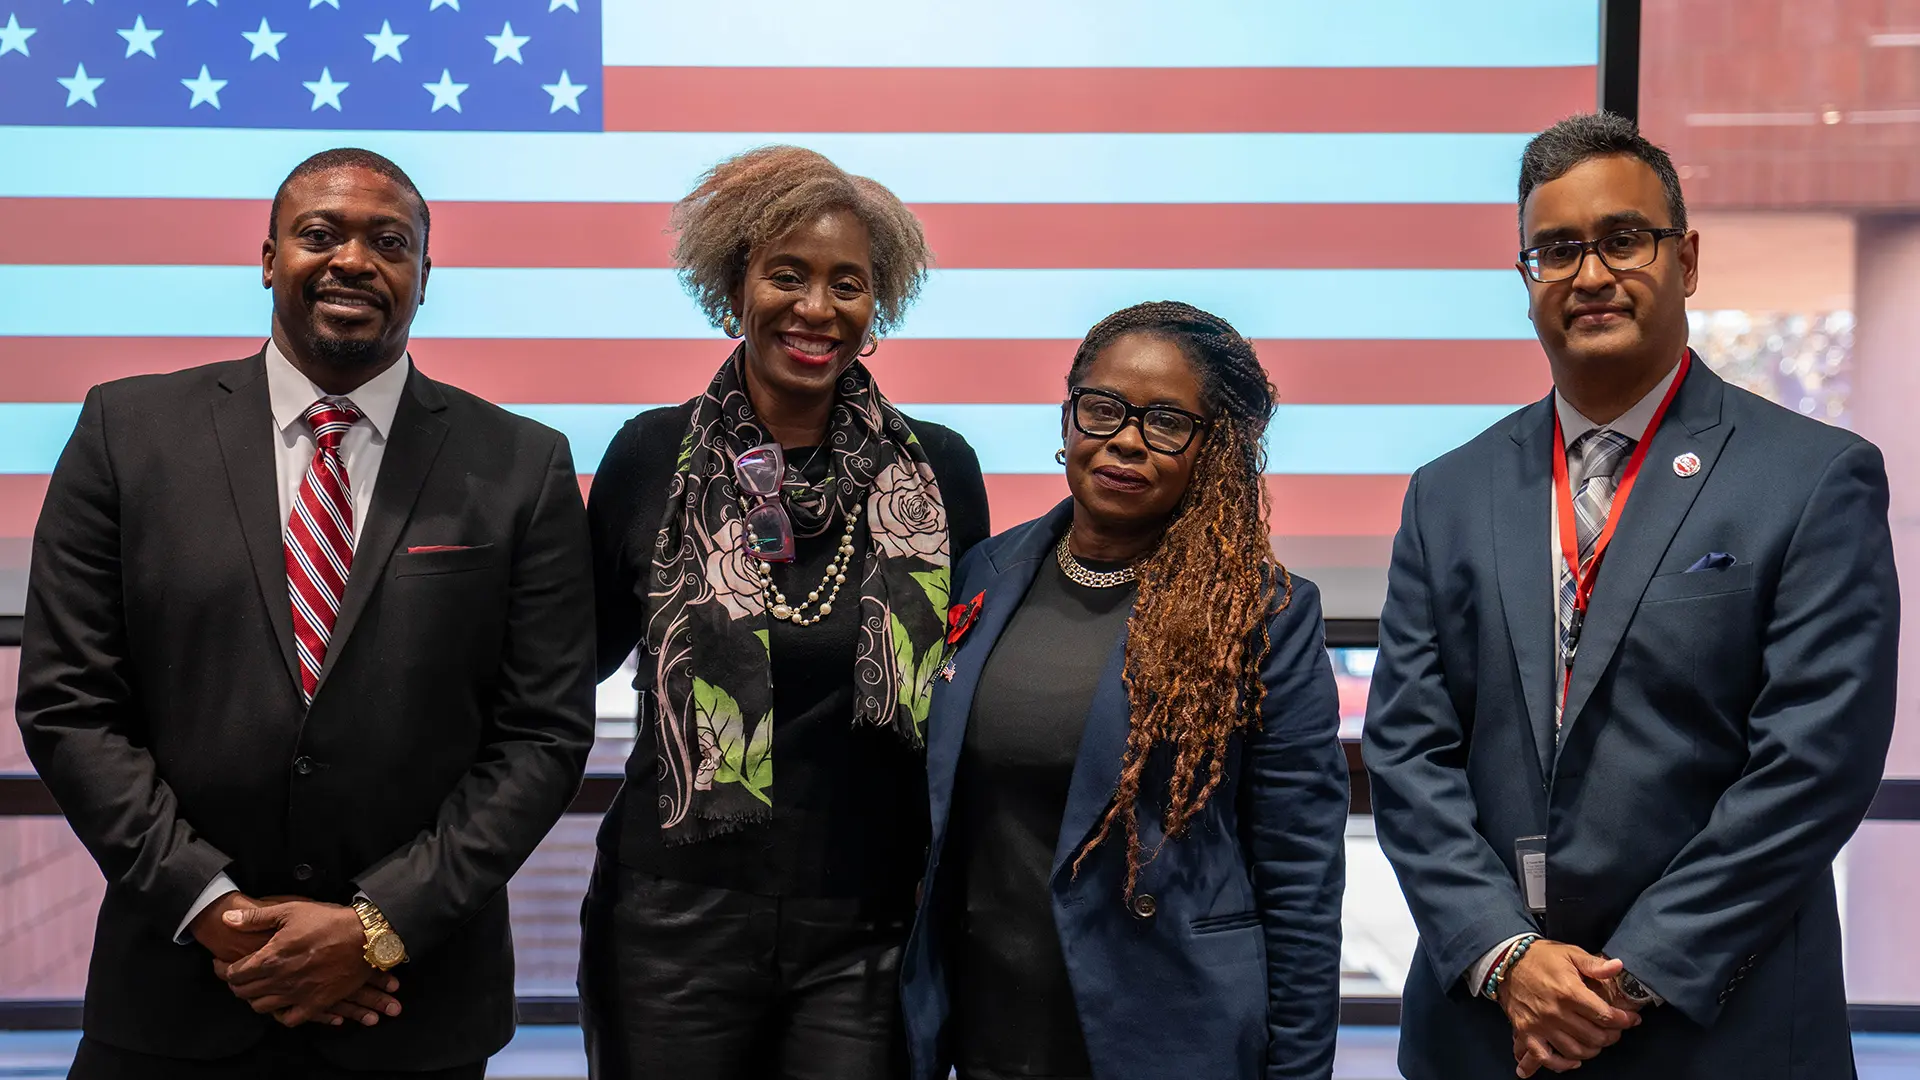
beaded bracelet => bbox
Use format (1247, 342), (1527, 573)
(1482, 934), (1542, 999)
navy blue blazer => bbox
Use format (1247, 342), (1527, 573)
(900, 501), (1348, 1080)
(1362, 356), (1898, 1080)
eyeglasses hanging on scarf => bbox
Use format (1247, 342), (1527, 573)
(732, 442), (860, 625)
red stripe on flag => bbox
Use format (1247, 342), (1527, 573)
(0, 475), (48, 536)
(602, 66), (1596, 134)
(981, 473), (1410, 536)
(0, 199), (1522, 270)
(0, 339), (1547, 406)
(0, 472), (1404, 543)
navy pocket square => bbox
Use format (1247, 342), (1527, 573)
(1685, 552), (1737, 573)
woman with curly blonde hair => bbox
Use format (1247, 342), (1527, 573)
(579, 146), (990, 1078)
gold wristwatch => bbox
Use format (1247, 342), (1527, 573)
(352, 899), (408, 971)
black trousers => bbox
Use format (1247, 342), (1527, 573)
(68, 1031), (486, 1080)
(579, 859), (910, 1080)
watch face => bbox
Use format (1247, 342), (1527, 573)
(370, 933), (405, 967)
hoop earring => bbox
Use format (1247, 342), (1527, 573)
(721, 313), (743, 338)
(1054, 448), (1068, 466)
(859, 332), (880, 357)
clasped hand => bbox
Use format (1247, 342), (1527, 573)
(1497, 940), (1644, 1076)
(190, 891), (403, 1029)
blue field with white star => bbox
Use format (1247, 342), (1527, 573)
(0, 0), (600, 129)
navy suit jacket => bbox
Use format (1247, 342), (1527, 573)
(900, 501), (1349, 1080)
(1362, 356), (1898, 1079)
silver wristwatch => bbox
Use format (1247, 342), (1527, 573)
(1616, 968), (1658, 1006)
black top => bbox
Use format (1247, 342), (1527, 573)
(948, 549), (1135, 1080)
(588, 400), (991, 903)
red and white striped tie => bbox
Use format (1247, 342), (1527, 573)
(285, 399), (362, 703)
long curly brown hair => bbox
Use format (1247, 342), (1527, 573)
(1068, 301), (1291, 899)
(668, 145), (932, 335)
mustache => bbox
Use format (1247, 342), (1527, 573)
(304, 278), (388, 311)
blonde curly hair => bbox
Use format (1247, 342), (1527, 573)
(669, 145), (932, 335)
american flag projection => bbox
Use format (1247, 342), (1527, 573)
(0, 0), (1598, 612)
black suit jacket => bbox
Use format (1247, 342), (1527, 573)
(17, 352), (597, 1070)
(1362, 357), (1898, 1079)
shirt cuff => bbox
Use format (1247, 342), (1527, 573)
(175, 872), (240, 945)
(1467, 934), (1534, 998)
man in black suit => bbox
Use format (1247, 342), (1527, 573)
(18, 148), (596, 1078)
(1363, 114), (1898, 1078)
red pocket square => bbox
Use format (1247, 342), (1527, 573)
(405, 544), (476, 554)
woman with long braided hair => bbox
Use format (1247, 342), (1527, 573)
(900, 302), (1348, 1080)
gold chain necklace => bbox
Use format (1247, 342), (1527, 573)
(1055, 529), (1138, 589)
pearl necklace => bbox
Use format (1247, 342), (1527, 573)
(750, 502), (862, 625)
(1055, 529), (1139, 588)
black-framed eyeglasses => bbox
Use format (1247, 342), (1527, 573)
(1519, 227), (1686, 283)
(1068, 387), (1210, 455)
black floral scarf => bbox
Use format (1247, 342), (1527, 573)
(645, 348), (952, 844)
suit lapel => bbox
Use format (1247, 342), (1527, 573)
(1492, 397), (1557, 785)
(212, 353), (301, 694)
(1052, 629), (1131, 880)
(1556, 356), (1731, 759)
(926, 504), (1069, 845)
(312, 367), (449, 698)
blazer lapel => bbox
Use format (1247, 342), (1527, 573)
(312, 367), (449, 698)
(926, 502), (1070, 846)
(1052, 630), (1131, 881)
(1492, 396), (1557, 785)
(211, 353), (300, 694)
(1556, 356), (1731, 758)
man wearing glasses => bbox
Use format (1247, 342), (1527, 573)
(1364, 113), (1898, 1078)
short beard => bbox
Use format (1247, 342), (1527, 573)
(303, 326), (387, 370)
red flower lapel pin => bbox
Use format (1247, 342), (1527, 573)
(946, 591), (985, 645)
(941, 591), (986, 680)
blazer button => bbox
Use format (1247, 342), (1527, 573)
(293, 756), (314, 776)
(293, 863), (314, 881)
(1130, 893), (1158, 919)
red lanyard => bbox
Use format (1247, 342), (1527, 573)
(1553, 352), (1691, 697)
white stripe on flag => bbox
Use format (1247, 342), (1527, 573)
(602, 0), (1600, 69)
(0, 266), (1535, 341)
(0, 129), (1535, 205)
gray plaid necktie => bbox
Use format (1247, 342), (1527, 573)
(1556, 428), (1634, 721)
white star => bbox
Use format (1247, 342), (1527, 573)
(181, 64), (226, 109)
(485, 21), (528, 64)
(541, 68), (587, 113)
(303, 66), (347, 111)
(422, 68), (467, 112)
(548, 0), (577, 10)
(57, 62), (104, 107)
(116, 16), (163, 59)
(308, 0), (338, 7)
(60, 0), (95, 5)
(186, 0), (215, 6)
(430, 0), (459, 9)
(0, 14), (35, 58)
(364, 19), (408, 62)
(242, 18), (285, 60)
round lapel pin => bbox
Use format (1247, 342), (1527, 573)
(1672, 452), (1702, 478)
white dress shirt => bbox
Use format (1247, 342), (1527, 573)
(1466, 358), (1683, 998)
(173, 341), (411, 943)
